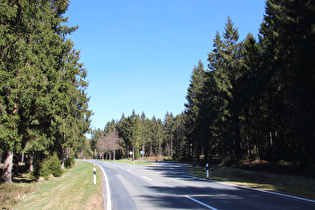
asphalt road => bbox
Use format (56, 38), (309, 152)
(91, 160), (315, 210)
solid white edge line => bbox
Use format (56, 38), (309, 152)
(185, 195), (218, 210)
(234, 183), (315, 204)
(102, 166), (112, 210)
(187, 171), (315, 204)
(93, 162), (112, 210)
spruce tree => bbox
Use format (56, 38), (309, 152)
(140, 112), (152, 157)
(173, 114), (186, 159)
(151, 116), (163, 157)
(221, 17), (243, 159)
(190, 17), (244, 161)
(258, 0), (315, 164)
(184, 61), (207, 159)
(118, 111), (142, 159)
(240, 34), (266, 161)
(163, 112), (175, 157)
(0, 0), (90, 182)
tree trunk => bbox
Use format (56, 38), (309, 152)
(1, 151), (13, 183)
(113, 150), (116, 161)
(14, 154), (19, 175)
(171, 137), (173, 157)
(158, 142), (162, 158)
(61, 146), (65, 170)
(66, 147), (69, 159)
(29, 153), (34, 172)
(126, 146), (129, 158)
(132, 145), (134, 160)
(61, 132), (67, 170)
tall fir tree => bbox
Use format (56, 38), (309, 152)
(258, 0), (315, 164)
(221, 17), (244, 159)
(151, 116), (163, 157)
(163, 112), (175, 157)
(184, 61), (206, 159)
(239, 34), (266, 161)
(0, 0), (90, 182)
(204, 17), (243, 159)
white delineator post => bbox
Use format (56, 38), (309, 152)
(93, 163), (96, 185)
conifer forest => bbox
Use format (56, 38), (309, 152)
(1, 0), (315, 183)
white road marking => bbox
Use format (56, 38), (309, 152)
(95, 163), (112, 210)
(185, 196), (218, 210)
(142, 176), (153, 182)
(218, 181), (315, 204)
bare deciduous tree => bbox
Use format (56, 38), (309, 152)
(96, 128), (121, 160)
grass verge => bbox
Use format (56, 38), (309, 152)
(1, 161), (103, 210)
(0, 182), (38, 208)
(188, 164), (315, 201)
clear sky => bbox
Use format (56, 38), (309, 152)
(65, 0), (266, 131)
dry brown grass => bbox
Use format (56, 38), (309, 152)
(188, 164), (315, 201)
(1, 161), (103, 210)
(0, 182), (38, 209)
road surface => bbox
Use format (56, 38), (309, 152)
(90, 160), (315, 210)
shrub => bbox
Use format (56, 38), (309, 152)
(38, 154), (63, 180)
(31, 159), (42, 179)
(49, 154), (63, 177)
(65, 157), (75, 169)
(39, 159), (50, 180)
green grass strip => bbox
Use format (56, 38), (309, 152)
(11, 161), (103, 210)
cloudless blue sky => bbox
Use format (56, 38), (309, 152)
(65, 0), (266, 131)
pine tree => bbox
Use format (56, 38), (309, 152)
(0, 0), (64, 182)
(104, 120), (116, 134)
(280, 0), (315, 163)
(0, 0), (90, 182)
(117, 116), (133, 157)
(205, 17), (244, 160)
(91, 129), (103, 158)
(163, 112), (175, 157)
(258, 0), (315, 164)
(151, 116), (163, 157)
(239, 34), (266, 161)
(173, 114), (186, 159)
(140, 112), (152, 157)
(184, 61), (207, 159)
(118, 110), (142, 159)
